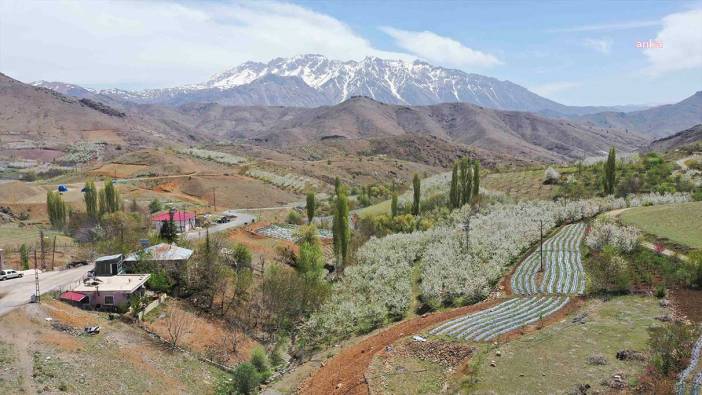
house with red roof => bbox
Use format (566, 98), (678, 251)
(151, 210), (196, 233)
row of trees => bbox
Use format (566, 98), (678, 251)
(46, 178), (123, 230)
(449, 158), (480, 210)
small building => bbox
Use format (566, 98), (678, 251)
(59, 291), (89, 306)
(94, 254), (125, 276)
(73, 274), (150, 310)
(124, 243), (193, 272)
(151, 211), (196, 233)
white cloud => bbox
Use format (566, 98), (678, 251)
(548, 20), (659, 33)
(642, 8), (702, 75)
(380, 27), (501, 69)
(583, 38), (612, 54)
(0, 0), (413, 88)
(530, 81), (582, 97)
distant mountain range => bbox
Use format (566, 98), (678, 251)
(3, 73), (646, 163)
(648, 124), (702, 152)
(31, 54), (649, 116)
(568, 91), (702, 137)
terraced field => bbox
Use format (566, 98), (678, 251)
(431, 222), (586, 342)
(430, 296), (569, 341)
(511, 223), (586, 295)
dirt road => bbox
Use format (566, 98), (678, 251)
(0, 265), (93, 316)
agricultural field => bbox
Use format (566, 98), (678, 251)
(511, 223), (586, 295)
(255, 224), (332, 242)
(430, 296), (570, 341)
(245, 167), (324, 193)
(619, 201), (702, 249)
(463, 296), (665, 394)
(483, 169), (557, 201)
(0, 223), (73, 249)
(177, 147), (247, 165)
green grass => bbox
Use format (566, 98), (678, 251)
(483, 170), (556, 201)
(462, 295), (663, 394)
(619, 201), (702, 249)
(0, 342), (23, 393)
(0, 223), (73, 249)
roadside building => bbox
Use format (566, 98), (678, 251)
(94, 254), (125, 276)
(124, 243), (193, 273)
(151, 211), (196, 233)
(73, 274), (150, 310)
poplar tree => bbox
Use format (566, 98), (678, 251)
(460, 159), (472, 206)
(46, 191), (67, 229)
(412, 173), (421, 216)
(604, 146), (617, 195)
(306, 192), (316, 223)
(471, 161), (480, 204)
(391, 192), (398, 218)
(449, 162), (459, 209)
(83, 180), (97, 220)
(333, 189), (350, 269)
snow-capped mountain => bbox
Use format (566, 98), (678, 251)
(31, 81), (96, 98)
(30, 55), (641, 115)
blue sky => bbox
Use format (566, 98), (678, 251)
(1, 0), (700, 106)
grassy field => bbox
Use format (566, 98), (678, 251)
(462, 295), (663, 394)
(483, 169), (556, 201)
(0, 223), (73, 249)
(619, 201), (702, 249)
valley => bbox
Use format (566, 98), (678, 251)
(1, 9), (701, 395)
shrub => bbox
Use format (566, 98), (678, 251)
(249, 346), (271, 382)
(286, 210), (304, 225)
(232, 362), (260, 395)
(654, 285), (667, 298)
(544, 167), (561, 184)
(647, 322), (698, 377)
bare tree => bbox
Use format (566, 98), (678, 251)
(165, 308), (193, 349)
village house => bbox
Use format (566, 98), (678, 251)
(124, 243), (193, 273)
(151, 210), (196, 233)
(94, 253), (125, 276)
(71, 274), (150, 311)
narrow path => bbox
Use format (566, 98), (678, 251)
(299, 222), (588, 394)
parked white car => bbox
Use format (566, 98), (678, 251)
(0, 269), (23, 281)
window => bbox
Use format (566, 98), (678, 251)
(104, 295), (114, 305)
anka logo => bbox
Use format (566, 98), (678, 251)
(635, 39), (663, 49)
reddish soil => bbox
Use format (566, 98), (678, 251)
(299, 298), (502, 395)
(669, 289), (702, 323)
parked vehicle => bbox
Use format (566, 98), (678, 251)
(0, 269), (23, 281)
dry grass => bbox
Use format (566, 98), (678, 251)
(483, 169), (556, 201)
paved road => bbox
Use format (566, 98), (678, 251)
(184, 210), (256, 240)
(0, 265), (94, 317)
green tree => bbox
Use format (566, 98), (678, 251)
(306, 192), (316, 223)
(46, 191), (67, 229)
(334, 176), (341, 195)
(412, 173), (421, 216)
(20, 244), (30, 270)
(103, 178), (121, 213)
(148, 199), (162, 214)
(460, 159), (472, 206)
(83, 180), (97, 220)
(232, 362), (260, 395)
(471, 161), (481, 204)
(159, 209), (178, 243)
(390, 192), (398, 218)
(449, 162), (459, 209)
(333, 189), (350, 269)
(604, 146), (617, 195)
(250, 346), (272, 382)
(232, 244), (252, 269)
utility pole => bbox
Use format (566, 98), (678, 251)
(539, 220), (544, 273)
(51, 235), (57, 271)
(39, 230), (46, 270)
(33, 249), (40, 303)
(212, 187), (217, 212)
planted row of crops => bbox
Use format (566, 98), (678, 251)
(300, 193), (690, 348)
(431, 296), (569, 341)
(511, 223), (586, 295)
